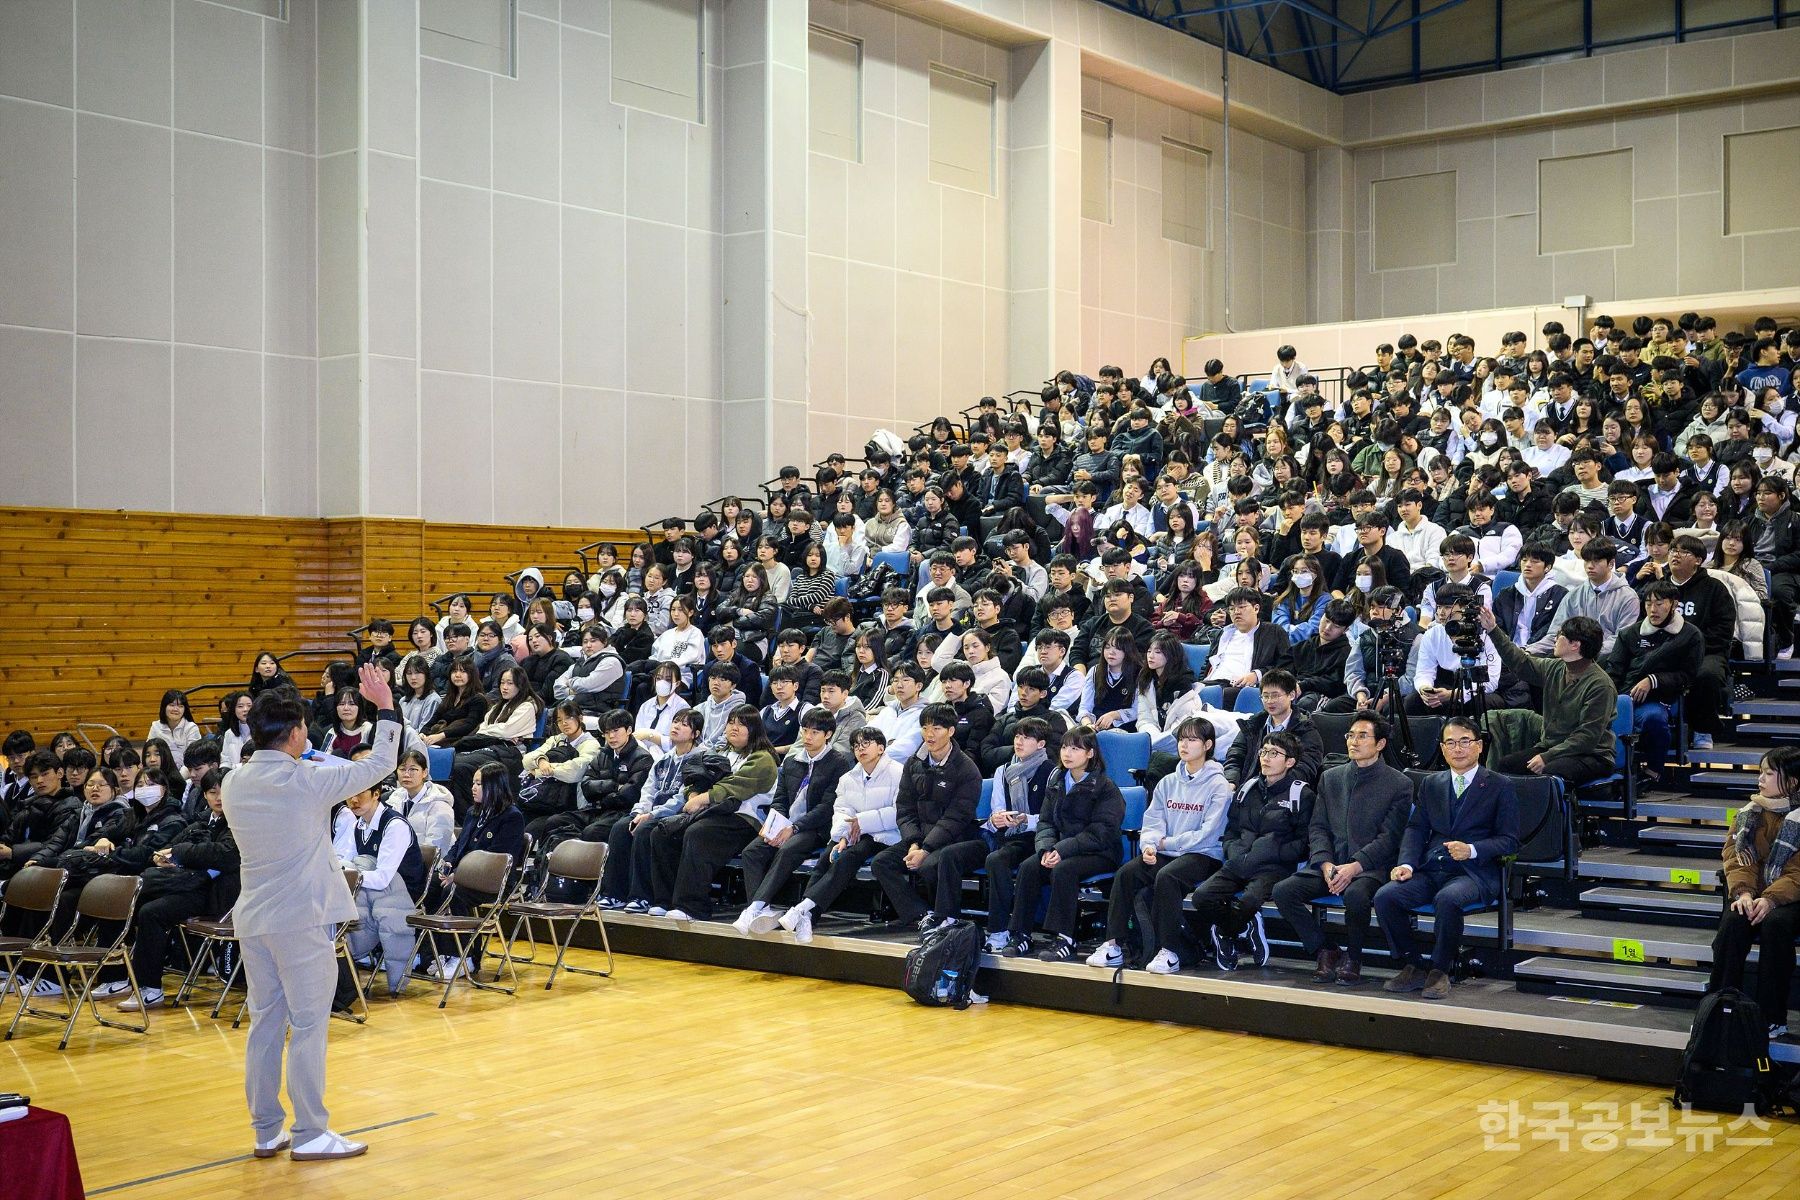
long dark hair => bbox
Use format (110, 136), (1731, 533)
(156, 688), (193, 726)
(1060, 724), (1108, 777)
(471, 761), (518, 817)
(441, 656), (483, 712)
(140, 737), (186, 798)
(1097, 627), (1145, 694)
(726, 707), (774, 757)
(485, 666), (543, 726)
(332, 686), (373, 733)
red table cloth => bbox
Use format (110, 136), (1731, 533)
(0, 1107), (85, 1200)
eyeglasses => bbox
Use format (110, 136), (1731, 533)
(1440, 736), (1481, 749)
(1344, 731), (1377, 741)
(1258, 746), (1293, 758)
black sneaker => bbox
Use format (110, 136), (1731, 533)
(1242, 912), (1270, 967)
(1211, 926), (1239, 972)
(1001, 934), (1033, 958)
(1037, 935), (1076, 962)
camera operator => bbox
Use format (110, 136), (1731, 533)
(1406, 584), (1500, 716)
(1475, 608), (1618, 786)
(1326, 586), (1418, 714)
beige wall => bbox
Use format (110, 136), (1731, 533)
(1078, 74), (1307, 373)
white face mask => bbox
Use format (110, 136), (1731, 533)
(600, 582), (618, 597)
(1355, 577), (1373, 593)
(577, 607), (595, 622)
(1291, 572), (1316, 591)
(1755, 448), (1774, 465)
(654, 679), (674, 698)
(1480, 431), (1499, 447)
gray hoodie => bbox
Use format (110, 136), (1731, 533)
(1548, 572), (1642, 658)
(1140, 759), (1233, 859)
(690, 689), (747, 750)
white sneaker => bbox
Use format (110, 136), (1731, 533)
(1086, 940), (1124, 968)
(648, 906), (668, 917)
(731, 903), (765, 935)
(289, 1131), (368, 1162)
(118, 988), (164, 1012)
(1781, 645), (1797, 661)
(1692, 733), (1715, 750)
(789, 910), (813, 943)
(91, 980), (131, 998)
(665, 909), (691, 922)
(1772, 1023), (1789, 1040)
(31, 979), (63, 997)
(985, 931), (1012, 954)
(1145, 948), (1182, 975)
(434, 955), (465, 980)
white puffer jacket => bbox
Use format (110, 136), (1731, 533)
(1714, 568), (1765, 662)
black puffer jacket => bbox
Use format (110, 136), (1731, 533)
(1034, 768), (1125, 864)
(1222, 773), (1315, 876)
(578, 741), (655, 814)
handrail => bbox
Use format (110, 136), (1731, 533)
(76, 722), (123, 755)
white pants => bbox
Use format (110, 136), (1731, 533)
(240, 923), (337, 1144)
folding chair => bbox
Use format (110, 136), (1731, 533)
(173, 909), (244, 1019)
(0, 866), (67, 1002)
(333, 867), (369, 1024)
(7, 876), (148, 1050)
(499, 840), (615, 989)
(404, 850), (518, 1008)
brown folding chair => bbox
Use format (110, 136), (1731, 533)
(173, 910), (247, 1022)
(500, 840), (614, 990)
(7, 875), (148, 1050)
(0, 866), (67, 1004)
(332, 867), (369, 1023)
(404, 850), (517, 1008)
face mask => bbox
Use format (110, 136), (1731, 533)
(600, 582), (618, 597)
(1355, 577), (1373, 594)
(1291, 572), (1316, 591)
(654, 679), (674, 698)
(1755, 448), (1774, 465)
(1480, 431), (1499, 448)
(577, 607), (594, 622)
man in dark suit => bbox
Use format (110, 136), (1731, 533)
(1374, 716), (1519, 1001)
(1490, 546), (1566, 655)
(1222, 668), (1324, 787)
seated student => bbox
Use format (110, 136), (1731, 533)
(319, 688), (374, 760)
(1087, 717), (1232, 971)
(469, 619), (521, 693)
(992, 724), (1124, 962)
(932, 625), (1015, 717)
(647, 596), (707, 690)
(1, 750), (75, 884)
(553, 623), (628, 716)
(1491, 545), (1566, 655)
(1077, 627), (1144, 731)
(1199, 587), (1294, 709)
(332, 775), (426, 999)
(148, 688), (203, 765)
(115, 766), (240, 1012)
(572, 710), (654, 845)
(1604, 581), (1704, 785)
(1272, 711), (1412, 986)
(1710, 746), (1800, 1040)
(768, 726), (906, 942)
(649, 708), (780, 921)
(1417, 535), (1491, 627)
(807, 598), (859, 676)
(28, 764), (131, 874)
(1074, 578), (1154, 664)
(931, 660), (993, 757)
(446, 667), (543, 817)
(1479, 609), (1619, 786)
(813, 669), (867, 754)
(690, 662), (749, 752)
(1021, 627), (1086, 716)
(421, 657), (488, 749)
(603, 711), (704, 912)
(1289, 599), (1356, 714)
(1547, 537), (1642, 660)
(419, 761), (527, 980)
(631, 662), (693, 757)
(844, 630), (889, 710)
(1222, 668), (1324, 787)
(387, 748), (455, 859)
(1187, 731), (1314, 972)
(1406, 584), (1502, 716)
(2, 729), (38, 811)
(980, 668), (1066, 771)
(760, 665), (810, 756)
(876, 588), (917, 666)
(764, 630), (824, 706)
(869, 662), (929, 761)
(1036, 555), (1092, 629)
(730, 709), (851, 934)
(1374, 717), (1519, 1001)
(515, 702), (601, 845)
(868, 703), (983, 930)
(694, 625), (764, 712)
(518, 623), (574, 703)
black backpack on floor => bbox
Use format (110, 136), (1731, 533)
(1675, 988), (1775, 1115)
(902, 920), (983, 1010)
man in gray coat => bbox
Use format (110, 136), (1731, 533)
(223, 664), (398, 1162)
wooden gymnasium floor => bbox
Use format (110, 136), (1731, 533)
(9, 948), (1800, 1200)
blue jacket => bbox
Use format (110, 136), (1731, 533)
(1397, 766), (1519, 901)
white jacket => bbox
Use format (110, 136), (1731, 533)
(829, 755), (905, 843)
(1715, 568), (1766, 663)
(386, 782), (455, 857)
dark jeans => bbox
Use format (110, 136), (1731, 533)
(1709, 899), (1800, 1026)
(1494, 749), (1612, 788)
(800, 836), (886, 916)
(1006, 849), (1115, 939)
(1773, 572), (1800, 653)
(1374, 869), (1487, 974)
(870, 843), (961, 925)
(1105, 853), (1220, 956)
(651, 809), (760, 917)
(1273, 869), (1384, 958)
(929, 837), (1010, 929)
(1687, 653), (1729, 736)
(448, 740), (523, 818)
(1188, 865), (1287, 951)
(742, 830), (828, 905)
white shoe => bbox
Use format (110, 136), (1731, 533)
(731, 904), (764, 935)
(1145, 948), (1182, 975)
(31, 979), (63, 997)
(290, 1131), (368, 1162)
(777, 904), (809, 932)
(748, 913), (783, 935)
(985, 931), (1011, 954)
(434, 955), (465, 980)
(1692, 733), (1714, 750)
(665, 909), (691, 922)
(118, 988), (164, 1012)
(91, 980), (131, 998)
(1781, 645), (1797, 661)
(1086, 940), (1124, 968)
(648, 906), (668, 917)
(252, 1133), (290, 1159)
(789, 910), (813, 943)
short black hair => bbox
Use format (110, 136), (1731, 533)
(249, 690), (308, 751)
(2, 730), (35, 758)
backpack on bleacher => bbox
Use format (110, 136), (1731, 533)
(902, 919), (983, 1010)
(1674, 988), (1777, 1115)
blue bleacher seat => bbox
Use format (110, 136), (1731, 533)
(977, 778), (993, 823)
(834, 577), (850, 596)
(427, 747), (454, 782)
(1182, 643), (1211, 677)
(1575, 695), (1637, 817)
(1493, 569), (1519, 596)
(873, 549), (910, 578)
(1199, 684), (1223, 708)
(1248, 378), (1269, 393)
(1097, 730), (1150, 788)
(1232, 686), (1262, 714)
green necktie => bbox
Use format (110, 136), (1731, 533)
(1453, 774), (1467, 798)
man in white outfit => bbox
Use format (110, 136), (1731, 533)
(223, 663), (398, 1163)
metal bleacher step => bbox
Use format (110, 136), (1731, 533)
(1579, 886), (1720, 921)
(1496, 909), (1721, 964)
(1637, 795), (1738, 821)
(1638, 823), (1726, 849)
(1513, 956), (1709, 999)
(1684, 747), (1764, 766)
(1578, 846), (1721, 887)
(1683, 771), (1757, 793)
(1730, 722), (1800, 741)
(1773, 657), (1800, 673)
(1733, 699), (1800, 718)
